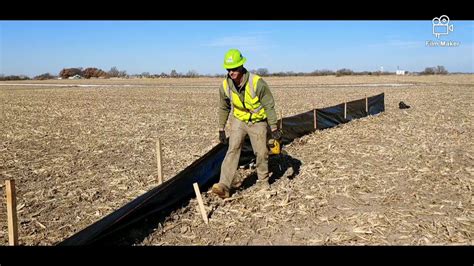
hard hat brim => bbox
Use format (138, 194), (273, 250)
(223, 57), (246, 69)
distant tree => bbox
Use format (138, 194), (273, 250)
(336, 68), (354, 76)
(81, 68), (91, 78)
(255, 68), (269, 76)
(105, 67), (126, 78)
(108, 66), (120, 77)
(34, 73), (55, 80)
(0, 75), (30, 81)
(59, 68), (82, 79)
(141, 72), (151, 78)
(310, 69), (335, 76)
(9, 75), (22, 80)
(271, 72), (284, 77)
(83, 67), (108, 79)
(186, 70), (199, 78)
(170, 69), (178, 77)
(435, 65), (448, 75)
(98, 69), (108, 78)
(118, 70), (127, 78)
(421, 67), (436, 75)
(420, 66), (448, 75)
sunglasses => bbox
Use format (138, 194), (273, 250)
(226, 66), (242, 72)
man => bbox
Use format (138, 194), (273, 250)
(212, 49), (281, 199)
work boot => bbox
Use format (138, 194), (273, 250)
(255, 179), (276, 198)
(230, 172), (244, 189)
(211, 183), (230, 199)
(231, 176), (243, 189)
(255, 179), (270, 192)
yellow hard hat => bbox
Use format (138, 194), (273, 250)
(223, 49), (247, 69)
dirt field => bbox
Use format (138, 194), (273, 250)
(0, 75), (472, 245)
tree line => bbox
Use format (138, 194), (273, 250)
(0, 66), (452, 81)
(57, 66), (127, 79)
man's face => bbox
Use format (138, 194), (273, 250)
(227, 66), (244, 81)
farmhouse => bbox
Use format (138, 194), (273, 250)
(396, 70), (406, 75)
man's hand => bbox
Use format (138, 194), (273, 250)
(219, 130), (228, 145)
(271, 129), (282, 141)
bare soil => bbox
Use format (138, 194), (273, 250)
(0, 75), (472, 245)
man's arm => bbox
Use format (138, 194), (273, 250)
(256, 79), (278, 131)
(218, 84), (231, 130)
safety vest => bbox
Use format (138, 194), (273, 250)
(223, 73), (267, 123)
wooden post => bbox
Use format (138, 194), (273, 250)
(344, 102), (347, 120)
(279, 110), (283, 129)
(6, 179), (18, 246)
(192, 183), (208, 224)
(365, 96), (368, 113)
(313, 109), (317, 129)
(156, 139), (163, 185)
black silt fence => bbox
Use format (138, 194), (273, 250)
(59, 93), (384, 245)
(316, 103), (346, 130)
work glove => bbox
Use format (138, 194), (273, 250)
(219, 130), (228, 145)
(271, 129), (282, 141)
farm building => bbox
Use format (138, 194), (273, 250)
(396, 70), (406, 75)
(69, 74), (82, 79)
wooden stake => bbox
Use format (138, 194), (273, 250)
(344, 102), (347, 120)
(193, 183), (208, 224)
(365, 96), (368, 113)
(279, 110), (283, 129)
(313, 109), (317, 129)
(6, 179), (18, 246)
(156, 139), (163, 185)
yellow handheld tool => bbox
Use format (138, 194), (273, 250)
(267, 138), (281, 155)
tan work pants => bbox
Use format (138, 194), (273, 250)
(219, 116), (269, 189)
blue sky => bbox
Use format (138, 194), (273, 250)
(1, 20), (473, 77)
